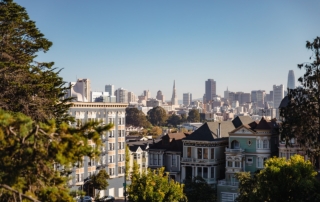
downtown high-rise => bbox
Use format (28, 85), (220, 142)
(287, 70), (295, 90)
(205, 79), (216, 103)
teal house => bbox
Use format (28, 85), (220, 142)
(217, 117), (279, 202)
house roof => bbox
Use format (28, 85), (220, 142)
(184, 116), (255, 141)
(167, 132), (186, 140)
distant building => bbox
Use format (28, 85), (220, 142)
(105, 84), (115, 96)
(287, 70), (295, 90)
(91, 91), (112, 102)
(251, 90), (266, 108)
(183, 93), (192, 106)
(115, 88), (128, 103)
(156, 90), (165, 102)
(273, 84), (284, 108)
(171, 80), (178, 106)
(224, 87), (229, 100)
(205, 79), (216, 103)
(68, 78), (91, 102)
(241, 93), (251, 104)
(146, 98), (162, 107)
(128, 91), (136, 103)
(143, 90), (151, 100)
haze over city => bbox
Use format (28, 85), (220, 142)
(16, 0), (320, 99)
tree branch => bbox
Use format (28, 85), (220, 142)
(0, 184), (41, 202)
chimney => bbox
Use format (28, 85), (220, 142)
(218, 123), (221, 138)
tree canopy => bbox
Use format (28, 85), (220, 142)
(236, 155), (320, 202)
(0, 109), (112, 201)
(90, 169), (109, 199)
(0, 0), (71, 123)
(280, 36), (320, 163)
(167, 114), (182, 127)
(126, 108), (151, 128)
(147, 106), (167, 126)
(187, 109), (200, 122)
(128, 163), (186, 202)
(184, 176), (216, 202)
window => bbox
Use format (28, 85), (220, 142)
(210, 167), (215, 179)
(197, 167), (202, 177)
(203, 148), (208, 159)
(210, 148), (215, 159)
(118, 118), (122, 125)
(187, 147), (192, 158)
(231, 140), (240, 149)
(246, 157), (253, 164)
(263, 140), (268, 148)
(172, 155), (177, 167)
(257, 157), (264, 168)
(109, 155), (114, 163)
(256, 139), (261, 149)
(109, 143), (114, 150)
(154, 154), (158, 165)
(109, 131), (114, 138)
(235, 161), (240, 168)
(290, 138), (295, 144)
(227, 161), (233, 167)
(197, 148), (202, 159)
(203, 167), (208, 178)
(158, 154), (162, 165)
(108, 168), (114, 176)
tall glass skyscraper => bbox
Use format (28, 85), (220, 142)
(287, 70), (295, 89)
(205, 79), (216, 103)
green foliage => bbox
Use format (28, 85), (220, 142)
(280, 36), (320, 162)
(126, 108), (151, 128)
(167, 114), (182, 127)
(236, 155), (320, 202)
(0, 0), (72, 123)
(187, 109), (200, 122)
(90, 169), (109, 199)
(184, 176), (216, 202)
(148, 126), (162, 137)
(125, 145), (130, 180)
(128, 165), (186, 202)
(0, 109), (112, 201)
(147, 106), (168, 126)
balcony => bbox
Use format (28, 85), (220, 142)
(225, 148), (244, 153)
(181, 158), (217, 164)
(218, 180), (239, 187)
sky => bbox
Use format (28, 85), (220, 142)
(15, 0), (320, 100)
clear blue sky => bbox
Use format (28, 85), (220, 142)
(16, 0), (320, 99)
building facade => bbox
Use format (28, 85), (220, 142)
(68, 102), (128, 198)
(273, 84), (284, 109)
(217, 117), (279, 202)
(287, 70), (295, 90)
(183, 93), (192, 106)
(105, 84), (115, 96)
(115, 88), (128, 103)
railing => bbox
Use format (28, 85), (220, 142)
(203, 178), (216, 184)
(181, 158), (217, 163)
(225, 148), (244, 153)
(218, 180), (239, 187)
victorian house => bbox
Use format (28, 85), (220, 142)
(148, 133), (186, 182)
(217, 117), (279, 202)
(180, 116), (253, 187)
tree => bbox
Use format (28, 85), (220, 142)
(280, 36), (320, 163)
(180, 114), (187, 123)
(187, 109), (200, 122)
(128, 163), (186, 202)
(125, 145), (130, 181)
(184, 176), (216, 202)
(126, 108), (151, 128)
(236, 155), (320, 202)
(0, 109), (112, 201)
(148, 126), (163, 137)
(0, 0), (72, 123)
(167, 114), (182, 127)
(90, 169), (109, 199)
(147, 106), (167, 126)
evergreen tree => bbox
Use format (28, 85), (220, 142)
(187, 109), (200, 122)
(280, 36), (320, 163)
(147, 106), (167, 126)
(0, 0), (72, 123)
(90, 169), (109, 199)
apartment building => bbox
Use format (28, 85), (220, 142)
(68, 102), (127, 198)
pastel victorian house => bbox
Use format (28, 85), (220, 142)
(217, 117), (279, 202)
(180, 116), (253, 187)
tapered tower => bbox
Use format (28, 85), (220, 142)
(287, 70), (295, 90)
(171, 80), (178, 106)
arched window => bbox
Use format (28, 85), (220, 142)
(263, 140), (268, 148)
(231, 140), (240, 149)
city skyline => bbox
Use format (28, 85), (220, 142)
(15, 0), (320, 98)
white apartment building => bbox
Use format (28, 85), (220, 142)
(273, 84), (284, 109)
(68, 102), (128, 198)
(68, 79), (91, 102)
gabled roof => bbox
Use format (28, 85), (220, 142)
(167, 132), (186, 140)
(232, 116), (253, 128)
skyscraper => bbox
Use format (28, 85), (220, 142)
(143, 90), (151, 100)
(183, 93), (192, 106)
(105, 84), (115, 96)
(287, 70), (295, 90)
(156, 90), (165, 102)
(171, 80), (178, 106)
(205, 79), (216, 103)
(69, 78), (91, 102)
(273, 84), (284, 108)
(115, 88), (128, 103)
